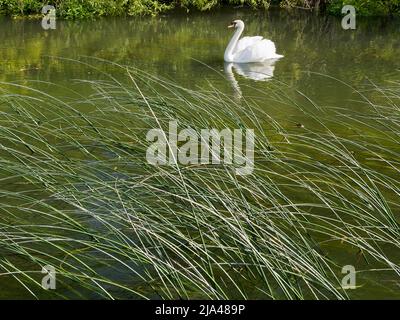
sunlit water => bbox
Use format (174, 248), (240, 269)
(0, 8), (400, 299)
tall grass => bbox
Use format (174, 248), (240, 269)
(0, 59), (399, 299)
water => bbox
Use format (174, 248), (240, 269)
(0, 8), (400, 299)
(1, 9), (399, 131)
(2, 9), (399, 92)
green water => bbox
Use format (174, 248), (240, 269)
(0, 8), (400, 299)
(1, 9), (400, 132)
(2, 9), (399, 96)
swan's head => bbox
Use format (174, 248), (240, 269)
(228, 20), (244, 29)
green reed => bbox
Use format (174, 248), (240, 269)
(0, 59), (399, 299)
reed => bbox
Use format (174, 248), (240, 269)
(0, 59), (399, 299)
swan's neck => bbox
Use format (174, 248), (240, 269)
(224, 25), (244, 62)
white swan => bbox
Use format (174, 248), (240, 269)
(224, 20), (283, 63)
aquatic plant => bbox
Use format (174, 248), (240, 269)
(0, 59), (399, 299)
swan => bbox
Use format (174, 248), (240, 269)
(224, 20), (283, 63)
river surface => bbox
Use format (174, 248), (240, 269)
(1, 9), (400, 99)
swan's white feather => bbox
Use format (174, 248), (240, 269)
(234, 36), (263, 53)
(233, 38), (283, 63)
(224, 20), (283, 63)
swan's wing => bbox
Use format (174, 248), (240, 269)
(234, 39), (282, 63)
(234, 36), (263, 53)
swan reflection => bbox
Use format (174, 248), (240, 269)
(224, 59), (280, 99)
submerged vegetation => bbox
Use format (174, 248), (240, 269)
(0, 59), (399, 299)
(0, 0), (400, 18)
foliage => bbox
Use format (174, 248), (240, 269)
(0, 0), (171, 17)
(0, 0), (272, 17)
(1, 0), (399, 18)
(0, 0), (44, 15)
(327, 0), (400, 16)
(279, 0), (328, 10)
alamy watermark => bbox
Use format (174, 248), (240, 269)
(41, 5), (56, 30)
(342, 5), (356, 30)
(146, 121), (254, 175)
(341, 265), (356, 289)
(41, 265), (56, 290)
